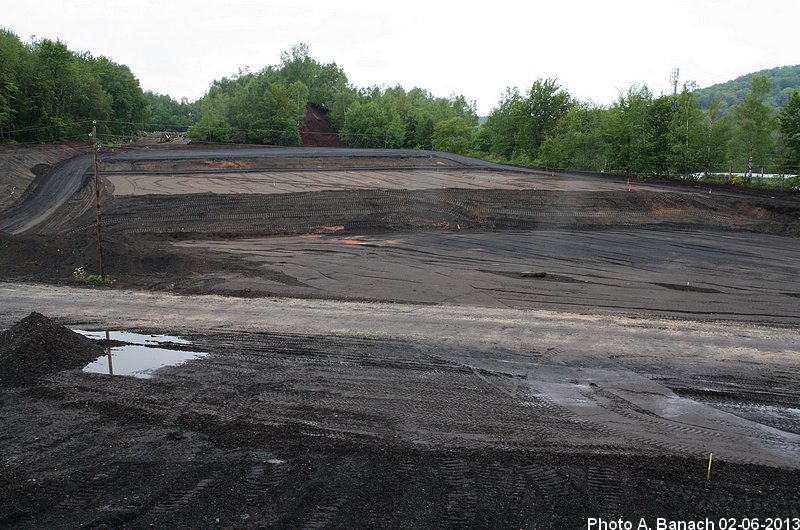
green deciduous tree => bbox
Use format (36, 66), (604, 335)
(339, 99), (404, 148)
(483, 79), (572, 163)
(777, 90), (800, 174)
(520, 78), (573, 160)
(277, 43), (347, 111)
(607, 85), (654, 175)
(0, 30), (149, 143)
(85, 55), (148, 133)
(484, 87), (521, 158)
(188, 92), (234, 142)
(431, 116), (473, 155)
(700, 97), (732, 177)
(537, 102), (610, 171)
(667, 85), (705, 178)
(144, 92), (196, 130)
(0, 28), (25, 141)
(733, 74), (775, 180)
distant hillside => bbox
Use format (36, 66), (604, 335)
(694, 65), (800, 112)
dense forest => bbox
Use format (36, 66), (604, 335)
(183, 43), (478, 149)
(2, 28), (799, 183)
(0, 29), (148, 142)
(694, 65), (800, 112)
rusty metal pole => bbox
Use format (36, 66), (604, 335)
(92, 122), (106, 280)
(105, 330), (113, 375)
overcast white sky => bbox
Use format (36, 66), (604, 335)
(3, 0), (798, 115)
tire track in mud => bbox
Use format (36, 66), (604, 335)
(149, 476), (215, 515)
(47, 330), (611, 452)
(587, 466), (624, 516)
(577, 383), (800, 468)
(242, 461), (290, 506)
(26, 325), (796, 469)
(55, 466), (123, 511)
(439, 458), (479, 528)
(10, 326), (799, 524)
(300, 496), (350, 530)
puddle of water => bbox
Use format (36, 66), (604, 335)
(75, 330), (206, 379)
(76, 330), (191, 345)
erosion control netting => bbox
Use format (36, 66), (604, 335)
(0, 312), (104, 386)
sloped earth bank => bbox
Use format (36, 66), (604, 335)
(1, 146), (800, 527)
(0, 144), (84, 214)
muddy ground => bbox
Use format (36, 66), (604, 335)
(1, 145), (799, 528)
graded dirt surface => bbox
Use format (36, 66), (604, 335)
(1, 145), (799, 528)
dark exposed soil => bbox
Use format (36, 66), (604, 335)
(0, 312), (104, 386)
(1, 145), (800, 528)
(301, 104), (344, 148)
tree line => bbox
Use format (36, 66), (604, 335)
(0, 28), (148, 142)
(694, 64), (800, 111)
(477, 75), (800, 182)
(1, 30), (798, 183)
(184, 43), (479, 149)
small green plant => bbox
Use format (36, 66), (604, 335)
(73, 267), (113, 285)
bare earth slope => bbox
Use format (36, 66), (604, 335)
(0, 144), (84, 214)
(1, 145), (799, 528)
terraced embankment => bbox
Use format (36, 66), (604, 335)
(1, 145), (799, 528)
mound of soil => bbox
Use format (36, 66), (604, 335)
(0, 312), (104, 386)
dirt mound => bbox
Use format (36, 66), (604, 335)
(301, 105), (344, 147)
(0, 312), (104, 386)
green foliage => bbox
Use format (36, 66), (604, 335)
(778, 90), (800, 174)
(143, 91), (196, 130)
(667, 86), (706, 178)
(84, 55), (148, 134)
(472, 71), (784, 189)
(606, 85), (655, 175)
(699, 97), (733, 176)
(0, 28), (25, 141)
(695, 65), (800, 112)
(494, 77), (780, 184)
(333, 84), (476, 150)
(188, 43), (349, 146)
(187, 92), (235, 142)
(276, 43), (347, 111)
(482, 79), (572, 162)
(0, 28), (148, 143)
(537, 102), (610, 171)
(732, 75), (776, 179)
(72, 267), (112, 285)
(3, 28), (792, 186)
(431, 116), (473, 155)
(339, 99), (404, 148)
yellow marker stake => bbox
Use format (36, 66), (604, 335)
(707, 452), (713, 480)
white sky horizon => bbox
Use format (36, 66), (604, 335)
(3, 0), (798, 115)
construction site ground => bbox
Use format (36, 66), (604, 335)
(1, 144), (799, 528)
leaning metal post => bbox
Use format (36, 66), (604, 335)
(91, 122), (106, 280)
